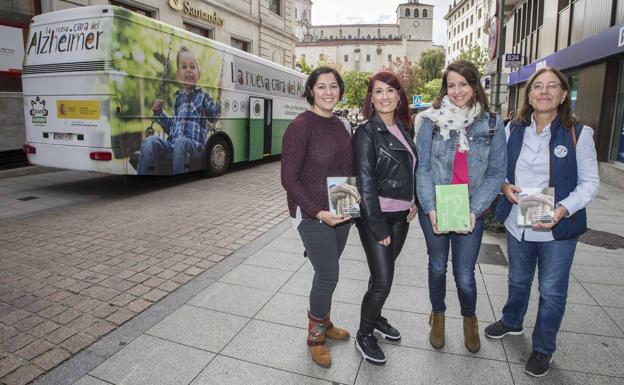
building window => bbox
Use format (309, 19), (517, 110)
(348, 34), (352, 39)
(470, 15), (473, 25)
(423, 9), (427, 17)
(406, 8), (410, 17)
(478, 8), (482, 18)
(388, 54), (392, 61)
(269, 0), (281, 16)
(477, 27), (481, 38)
(414, 9), (419, 17)
(319, 53), (323, 60)
(184, 22), (214, 39)
(366, 54), (371, 62)
(558, 0), (570, 12)
(344, 54), (348, 62)
(110, 1), (155, 17)
(231, 37), (250, 52)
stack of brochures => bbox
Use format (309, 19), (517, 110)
(327, 177), (361, 218)
(517, 187), (555, 226)
(435, 184), (470, 232)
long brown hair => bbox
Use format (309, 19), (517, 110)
(515, 66), (576, 129)
(363, 71), (412, 135)
(433, 60), (488, 113)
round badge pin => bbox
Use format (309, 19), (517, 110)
(554, 145), (568, 158)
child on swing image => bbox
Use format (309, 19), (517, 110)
(136, 45), (222, 175)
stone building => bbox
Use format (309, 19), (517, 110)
(294, 0), (434, 73)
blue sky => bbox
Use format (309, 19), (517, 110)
(310, 0), (451, 46)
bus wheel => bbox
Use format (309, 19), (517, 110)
(203, 136), (230, 177)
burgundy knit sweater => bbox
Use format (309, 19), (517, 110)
(281, 110), (355, 219)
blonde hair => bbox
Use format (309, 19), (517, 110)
(176, 46), (200, 73)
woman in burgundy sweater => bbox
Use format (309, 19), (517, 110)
(281, 66), (357, 368)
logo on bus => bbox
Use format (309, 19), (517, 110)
(29, 97), (48, 125)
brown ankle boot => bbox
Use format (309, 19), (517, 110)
(429, 312), (445, 349)
(324, 313), (350, 340)
(308, 312), (331, 368)
(463, 315), (481, 353)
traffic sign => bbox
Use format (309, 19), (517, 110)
(412, 95), (423, 105)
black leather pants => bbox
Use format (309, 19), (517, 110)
(356, 210), (410, 334)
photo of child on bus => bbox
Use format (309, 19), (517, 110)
(136, 45), (222, 175)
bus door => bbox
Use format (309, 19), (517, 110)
(249, 97), (273, 161)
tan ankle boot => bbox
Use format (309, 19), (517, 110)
(308, 312), (331, 367)
(324, 316), (350, 340)
(463, 315), (481, 353)
(429, 312), (445, 349)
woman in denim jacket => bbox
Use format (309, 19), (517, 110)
(415, 60), (506, 353)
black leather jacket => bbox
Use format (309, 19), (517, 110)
(352, 112), (417, 241)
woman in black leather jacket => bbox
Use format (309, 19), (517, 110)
(353, 72), (418, 365)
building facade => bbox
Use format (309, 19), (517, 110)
(443, 0), (489, 65)
(294, 0), (434, 73)
(0, 0), (297, 154)
(502, 0), (624, 187)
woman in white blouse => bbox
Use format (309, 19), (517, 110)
(484, 67), (599, 378)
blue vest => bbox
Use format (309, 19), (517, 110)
(495, 116), (586, 240)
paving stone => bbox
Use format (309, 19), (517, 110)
(1, 334), (35, 354)
(14, 339), (54, 360)
(71, 374), (111, 385)
(90, 334), (213, 385)
(83, 320), (116, 339)
(12, 315), (45, 332)
(61, 333), (95, 354)
(31, 347), (71, 371)
(220, 264), (293, 292)
(192, 355), (332, 385)
(44, 326), (77, 344)
(509, 363), (624, 385)
(1, 363), (44, 385)
(106, 308), (136, 325)
(188, 282), (275, 317)
(27, 320), (60, 338)
(142, 288), (168, 302)
(0, 355), (23, 378)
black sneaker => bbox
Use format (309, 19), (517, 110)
(484, 320), (523, 339)
(374, 315), (401, 341)
(525, 351), (553, 377)
(355, 332), (386, 365)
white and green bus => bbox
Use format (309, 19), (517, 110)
(22, 5), (308, 176)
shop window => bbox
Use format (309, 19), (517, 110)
(231, 37), (250, 52)
(269, 0), (281, 16)
(109, 0), (155, 17)
(184, 23), (214, 39)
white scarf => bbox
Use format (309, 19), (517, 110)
(413, 96), (481, 152)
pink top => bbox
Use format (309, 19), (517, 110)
(379, 124), (416, 212)
(451, 145), (469, 185)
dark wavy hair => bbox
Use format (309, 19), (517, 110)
(433, 60), (488, 113)
(363, 71), (412, 136)
(302, 66), (344, 105)
(515, 66), (576, 129)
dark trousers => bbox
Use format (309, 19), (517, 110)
(298, 219), (351, 319)
(356, 210), (410, 334)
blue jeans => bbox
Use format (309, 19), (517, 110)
(137, 136), (200, 175)
(418, 210), (485, 317)
(501, 232), (577, 355)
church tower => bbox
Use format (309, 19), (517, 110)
(294, 0), (313, 41)
(397, 0), (433, 42)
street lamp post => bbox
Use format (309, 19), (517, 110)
(491, 0), (507, 114)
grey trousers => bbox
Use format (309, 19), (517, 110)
(297, 219), (351, 319)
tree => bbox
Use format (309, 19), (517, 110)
(342, 71), (370, 110)
(295, 56), (314, 75)
(417, 78), (442, 103)
(419, 48), (445, 83)
(317, 53), (343, 74)
(381, 56), (422, 98)
(458, 44), (488, 76)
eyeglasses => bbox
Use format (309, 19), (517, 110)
(530, 81), (562, 92)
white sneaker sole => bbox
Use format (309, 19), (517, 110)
(485, 329), (524, 339)
(374, 328), (401, 341)
(355, 340), (386, 365)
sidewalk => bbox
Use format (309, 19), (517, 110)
(37, 183), (624, 385)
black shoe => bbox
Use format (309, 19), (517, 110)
(374, 315), (401, 341)
(525, 351), (553, 377)
(484, 320), (523, 339)
(355, 332), (386, 365)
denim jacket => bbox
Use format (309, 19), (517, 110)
(415, 111), (507, 217)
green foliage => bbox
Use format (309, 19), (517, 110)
(296, 56), (314, 75)
(419, 48), (445, 83)
(416, 78), (442, 103)
(381, 57), (422, 98)
(342, 71), (370, 110)
(457, 44), (488, 76)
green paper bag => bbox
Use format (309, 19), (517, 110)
(435, 184), (470, 232)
